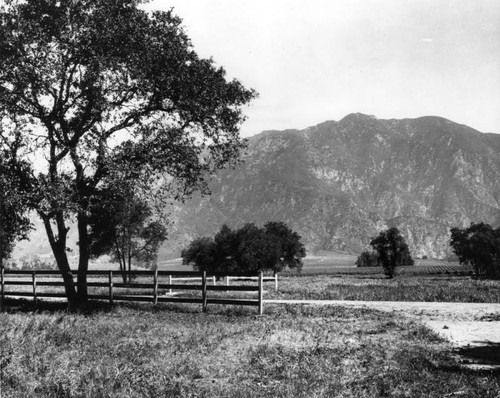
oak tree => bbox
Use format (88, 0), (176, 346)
(182, 222), (306, 274)
(0, 0), (256, 308)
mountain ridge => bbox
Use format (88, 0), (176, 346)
(12, 113), (500, 262)
(163, 113), (500, 259)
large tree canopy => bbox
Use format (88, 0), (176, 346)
(0, 0), (256, 307)
(181, 222), (306, 274)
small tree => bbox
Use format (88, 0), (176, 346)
(89, 187), (168, 283)
(450, 222), (500, 279)
(355, 251), (379, 267)
(370, 227), (413, 278)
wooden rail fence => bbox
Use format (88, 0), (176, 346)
(0, 269), (266, 315)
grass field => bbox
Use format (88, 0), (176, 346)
(155, 251), (466, 277)
(1, 301), (499, 397)
(266, 275), (500, 303)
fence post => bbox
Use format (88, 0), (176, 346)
(202, 271), (207, 313)
(153, 269), (158, 305)
(109, 271), (113, 305)
(1, 266), (4, 306)
(258, 271), (263, 315)
(212, 275), (216, 286)
(32, 271), (37, 301)
(169, 275), (172, 294)
(275, 272), (278, 292)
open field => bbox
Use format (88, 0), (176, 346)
(266, 275), (500, 303)
(1, 301), (500, 397)
(154, 251), (466, 277)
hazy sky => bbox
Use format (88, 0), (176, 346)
(146, 0), (500, 136)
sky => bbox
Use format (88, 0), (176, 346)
(145, 0), (500, 136)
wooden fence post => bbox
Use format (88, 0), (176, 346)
(212, 275), (216, 286)
(258, 271), (263, 315)
(275, 273), (278, 292)
(169, 275), (172, 294)
(153, 269), (158, 305)
(109, 271), (114, 305)
(202, 271), (207, 313)
(1, 266), (4, 306)
(32, 271), (37, 301)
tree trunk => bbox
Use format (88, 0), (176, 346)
(77, 212), (90, 304)
(42, 215), (78, 309)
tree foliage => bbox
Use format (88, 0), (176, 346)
(355, 251), (379, 267)
(181, 222), (306, 274)
(0, 146), (32, 262)
(450, 222), (500, 279)
(88, 184), (168, 283)
(370, 227), (413, 278)
(0, 0), (255, 307)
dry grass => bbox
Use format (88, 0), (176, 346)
(267, 275), (500, 303)
(1, 300), (499, 397)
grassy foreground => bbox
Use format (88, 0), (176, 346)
(1, 301), (499, 397)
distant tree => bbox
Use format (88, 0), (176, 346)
(450, 223), (500, 279)
(355, 251), (379, 267)
(233, 223), (282, 273)
(182, 222), (306, 274)
(370, 227), (413, 278)
(89, 187), (168, 283)
(0, 0), (255, 308)
(264, 221), (306, 273)
(180, 237), (217, 273)
(18, 255), (57, 271)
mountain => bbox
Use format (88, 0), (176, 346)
(163, 113), (500, 259)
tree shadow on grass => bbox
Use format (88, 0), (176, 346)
(0, 297), (258, 317)
(1, 297), (113, 315)
(456, 342), (500, 368)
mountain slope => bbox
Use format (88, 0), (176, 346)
(164, 114), (500, 259)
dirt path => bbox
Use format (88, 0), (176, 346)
(265, 299), (500, 369)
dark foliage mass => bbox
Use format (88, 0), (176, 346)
(181, 221), (306, 274)
(355, 251), (379, 267)
(450, 222), (500, 279)
(0, 0), (255, 307)
(0, 153), (32, 262)
(370, 227), (414, 278)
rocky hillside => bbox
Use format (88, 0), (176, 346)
(164, 114), (500, 259)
